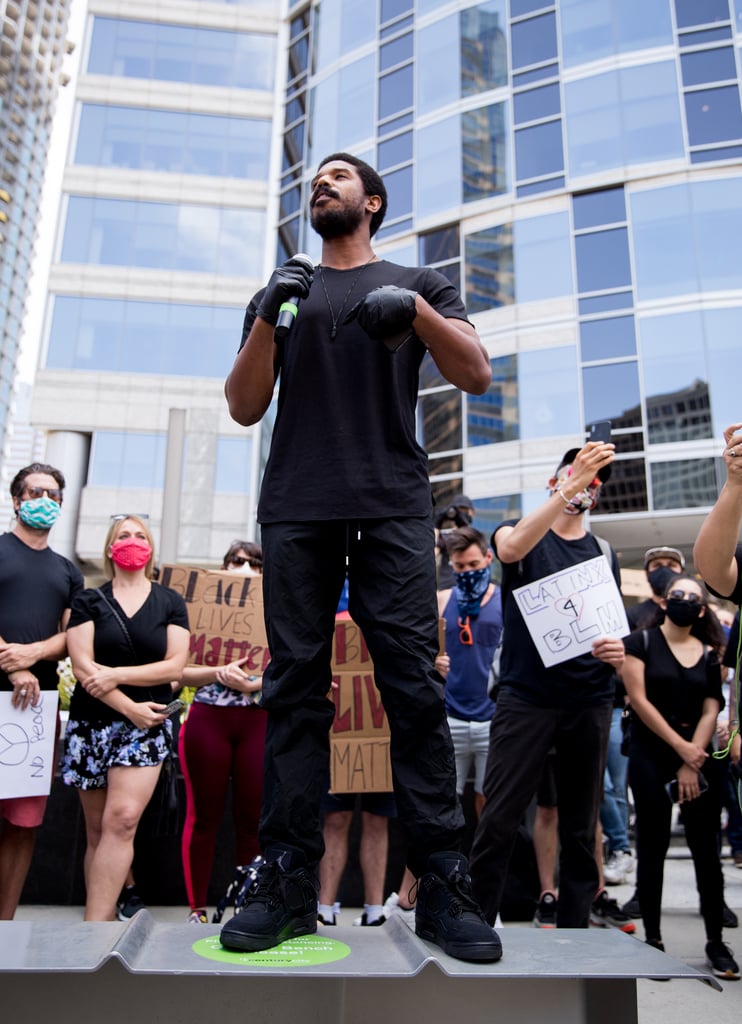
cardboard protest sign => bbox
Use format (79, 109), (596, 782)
(511, 554), (629, 668)
(0, 690), (58, 799)
(158, 566), (391, 793)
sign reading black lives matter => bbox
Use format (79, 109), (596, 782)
(511, 554), (629, 668)
(159, 566), (391, 793)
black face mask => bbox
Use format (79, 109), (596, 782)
(647, 565), (677, 597)
(664, 598), (703, 628)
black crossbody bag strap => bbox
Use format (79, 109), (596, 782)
(96, 587), (137, 660)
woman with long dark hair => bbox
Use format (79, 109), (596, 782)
(622, 573), (738, 978)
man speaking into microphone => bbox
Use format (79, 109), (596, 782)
(221, 153), (499, 963)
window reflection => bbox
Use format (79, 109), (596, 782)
(580, 316), (636, 361)
(462, 104), (509, 202)
(560, 0), (673, 68)
(685, 86), (742, 146)
(45, 296), (239, 378)
(575, 228), (631, 293)
(90, 432), (167, 489)
(519, 347), (580, 438)
(470, 495), (522, 547)
(379, 64), (414, 120)
(465, 224), (514, 313)
(651, 459), (719, 510)
(510, 12), (557, 69)
(513, 83), (560, 124)
(88, 18), (276, 90)
(582, 362), (641, 430)
(514, 212), (572, 303)
(418, 390), (463, 454)
(573, 187), (625, 230)
(467, 355), (518, 445)
(596, 458), (648, 514)
(675, 0), (731, 29)
(514, 119), (564, 180)
(681, 47), (737, 87)
(461, 1), (508, 94)
(309, 58), (375, 163)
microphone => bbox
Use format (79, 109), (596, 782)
(274, 254), (315, 339)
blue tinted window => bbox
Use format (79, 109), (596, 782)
(675, 0), (730, 29)
(379, 64), (414, 119)
(420, 226), (459, 265)
(513, 212), (572, 303)
(309, 58), (375, 162)
(575, 228), (631, 293)
(679, 26), (732, 45)
(565, 62), (683, 177)
(382, 0), (411, 20)
(517, 176), (564, 196)
(513, 83), (560, 124)
(651, 459), (720, 510)
(639, 310), (712, 442)
(691, 144), (742, 162)
(465, 225), (514, 313)
(681, 47), (737, 86)
(385, 165), (413, 221)
(88, 18), (275, 90)
(630, 184), (695, 301)
(573, 188), (626, 229)
(578, 292), (634, 314)
(315, 0), (376, 65)
(90, 432), (167, 488)
(417, 15), (460, 117)
(45, 296), (238, 377)
(511, 12), (557, 69)
(215, 437), (253, 494)
(513, 63), (558, 87)
(61, 197), (264, 276)
(467, 354), (519, 445)
(519, 347), (580, 438)
(380, 33), (413, 70)
(417, 116), (461, 217)
(685, 86), (742, 145)
(582, 362), (640, 426)
(561, 0), (673, 68)
(461, 1), (508, 93)
(511, 0), (552, 14)
(75, 104), (271, 178)
(692, 177), (742, 292)
(514, 119), (563, 179)
(462, 103), (509, 202)
(378, 132), (413, 169)
(580, 316), (636, 361)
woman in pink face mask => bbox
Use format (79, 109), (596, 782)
(61, 515), (190, 920)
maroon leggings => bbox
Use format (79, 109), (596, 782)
(179, 702), (267, 911)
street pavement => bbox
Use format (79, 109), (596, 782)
(13, 845), (742, 1022)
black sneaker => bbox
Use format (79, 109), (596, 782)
(590, 890), (636, 933)
(415, 851), (502, 963)
(705, 940), (740, 979)
(219, 846), (318, 952)
(724, 903), (739, 929)
(533, 891), (558, 928)
(116, 885), (146, 921)
(621, 890), (642, 919)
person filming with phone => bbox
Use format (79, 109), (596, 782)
(621, 573), (738, 978)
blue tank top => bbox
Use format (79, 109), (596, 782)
(442, 587), (502, 722)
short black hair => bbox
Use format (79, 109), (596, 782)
(444, 525), (488, 557)
(315, 152), (388, 237)
(10, 463), (65, 500)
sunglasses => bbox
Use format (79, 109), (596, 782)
(24, 486), (63, 503)
(110, 513), (150, 521)
(666, 589), (703, 605)
(458, 616), (473, 646)
(229, 556), (262, 568)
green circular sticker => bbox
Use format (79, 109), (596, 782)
(192, 933), (351, 968)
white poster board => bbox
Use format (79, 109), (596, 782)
(0, 691), (59, 799)
(512, 555), (629, 668)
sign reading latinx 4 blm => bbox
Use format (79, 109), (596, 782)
(158, 565), (391, 793)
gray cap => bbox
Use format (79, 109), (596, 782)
(643, 546), (685, 570)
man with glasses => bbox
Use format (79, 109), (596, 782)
(469, 444), (626, 931)
(0, 463), (83, 918)
(435, 526), (502, 820)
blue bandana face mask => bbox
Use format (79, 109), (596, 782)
(18, 496), (62, 531)
(454, 565), (491, 618)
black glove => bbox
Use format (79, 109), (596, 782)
(255, 257), (314, 326)
(344, 285), (418, 351)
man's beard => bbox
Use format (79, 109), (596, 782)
(310, 196), (366, 239)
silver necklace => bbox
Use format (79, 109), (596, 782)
(317, 256), (377, 339)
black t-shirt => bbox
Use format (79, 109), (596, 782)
(240, 261), (470, 522)
(68, 581), (189, 725)
(624, 627), (723, 755)
(495, 523), (621, 708)
(627, 598), (664, 632)
(0, 532), (84, 691)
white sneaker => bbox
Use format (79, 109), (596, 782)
(603, 850), (635, 885)
(381, 891), (416, 929)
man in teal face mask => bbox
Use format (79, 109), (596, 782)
(0, 463), (84, 919)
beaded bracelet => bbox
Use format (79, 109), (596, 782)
(554, 486), (572, 505)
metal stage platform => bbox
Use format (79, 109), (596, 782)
(0, 912), (720, 1024)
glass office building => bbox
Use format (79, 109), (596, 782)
(0, 0), (72, 469)
(31, 0), (742, 567)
